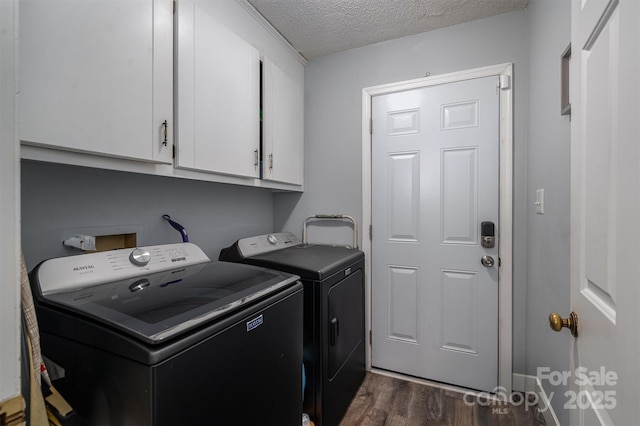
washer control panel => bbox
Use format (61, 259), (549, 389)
(235, 232), (302, 258)
(36, 242), (211, 295)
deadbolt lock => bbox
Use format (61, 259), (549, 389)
(481, 221), (496, 248)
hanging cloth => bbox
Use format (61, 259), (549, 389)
(21, 252), (75, 425)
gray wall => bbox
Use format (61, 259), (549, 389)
(274, 10), (531, 373)
(525, 0), (571, 423)
(21, 161), (274, 270)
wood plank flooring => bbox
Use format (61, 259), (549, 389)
(340, 373), (547, 426)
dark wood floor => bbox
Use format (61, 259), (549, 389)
(340, 373), (547, 426)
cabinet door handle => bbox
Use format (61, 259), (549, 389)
(254, 149), (259, 168)
(269, 153), (273, 171)
(162, 120), (168, 146)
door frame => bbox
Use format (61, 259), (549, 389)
(361, 63), (514, 392)
(1, 0), (22, 402)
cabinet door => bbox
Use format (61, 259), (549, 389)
(176, 1), (261, 178)
(263, 58), (304, 186)
(20, 0), (173, 164)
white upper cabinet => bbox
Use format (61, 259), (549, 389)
(176, 0), (304, 187)
(20, 0), (173, 164)
(262, 57), (304, 185)
(19, 0), (304, 190)
(176, 1), (261, 178)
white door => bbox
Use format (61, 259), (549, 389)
(371, 76), (500, 392)
(568, 0), (640, 424)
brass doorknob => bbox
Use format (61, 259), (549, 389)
(549, 311), (578, 337)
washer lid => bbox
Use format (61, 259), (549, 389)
(31, 261), (299, 344)
(240, 244), (364, 280)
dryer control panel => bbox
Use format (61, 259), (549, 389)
(227, 232), (302, 259)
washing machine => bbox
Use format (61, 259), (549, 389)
(30, 242), (303, 426)
(220, 232), (365, 426)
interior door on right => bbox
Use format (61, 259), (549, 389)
(569, 0), (640, 424)
(371, 76), (500, 392)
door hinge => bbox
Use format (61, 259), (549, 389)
(369, 329), (373, 345)
(369, 224), (372, 240)
(369, 118), (373, 134)
(499, 75), (511, 90)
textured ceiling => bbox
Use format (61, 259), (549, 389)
(248, 0), (528, 59)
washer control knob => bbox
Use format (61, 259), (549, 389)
(267, 234), (278, 245)
(129, 279), (150, 292)
(129, 248), (151, 266)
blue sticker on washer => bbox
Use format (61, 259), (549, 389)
(246, 314), (263, 332)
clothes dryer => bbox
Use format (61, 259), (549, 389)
(220, 232), (365, 426)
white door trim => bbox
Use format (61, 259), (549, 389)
(361, 63), (514, 392)
(0, 0), (22, 400)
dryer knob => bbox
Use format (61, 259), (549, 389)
(129, 248), (151, 266)
(267, 234), (278, 245)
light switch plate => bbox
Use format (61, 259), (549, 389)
(535, 189), (544, 214)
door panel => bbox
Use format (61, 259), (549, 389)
(569, 0), (640, 424)
(387, 152), (421, 242)
(440, 270), (478, 354)
(387, 265), (419, 343)
(441, 147), (479, 245)
(442, 101), (479, 130)
(371, 76), (499, 392)
(387, 109), (420, 135)
(582, 4), (618, 320)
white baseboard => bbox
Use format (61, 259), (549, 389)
(512, 373), (560, 426)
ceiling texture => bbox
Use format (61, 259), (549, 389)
(247, 0), (529, 59)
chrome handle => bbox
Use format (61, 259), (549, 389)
(269, 153), (273, 171)
(254, 149), (259, 168)
(162, 120), (168, 146)
(481, 255), (495, 267)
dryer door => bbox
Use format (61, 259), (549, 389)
(327, 269), (364, 378)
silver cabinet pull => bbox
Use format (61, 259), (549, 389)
(254, 149), (259, 168)
(269, 153), (273, 171)
(162, 120), (168, 146)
